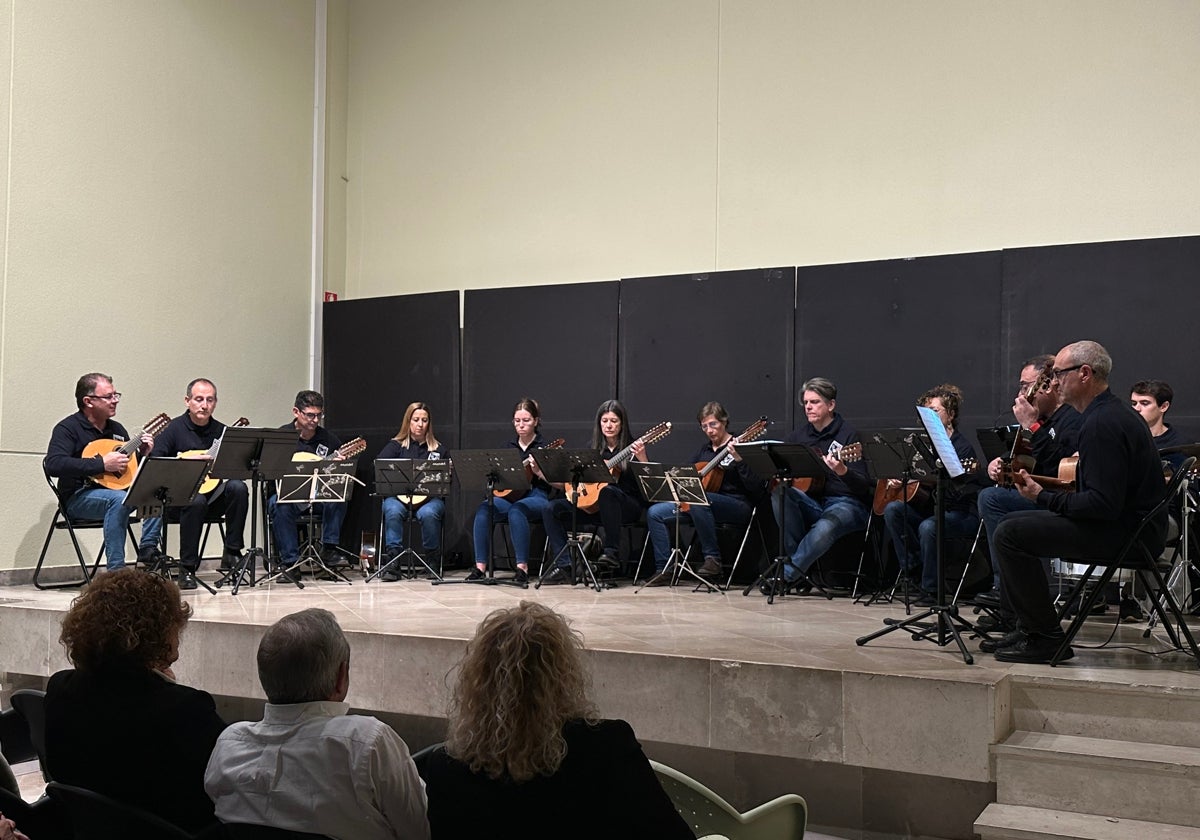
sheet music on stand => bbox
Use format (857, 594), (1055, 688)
(373, 458), (453, 501)
(916, 405), (965, 478)
(630, 462), (708, 507)
(125, 457), (209, 519)
(277, 460), (362, 504)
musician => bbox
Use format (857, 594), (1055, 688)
(988, 340), (1167, 663)
(1131, 380), (1185, 473)
(645, 402), (765, 584)
(767, 377), (871, 594)
(468, 398), (555, 585)
(137, 378), (249, 588)
(45, 373), (153, 571)
(881, 385), (982, 604)
(378, 402), (447, 578)
(540, 400), (648, 585)
(268, 391), (349, 570)
(976, 355), (1082, 608)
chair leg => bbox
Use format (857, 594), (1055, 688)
(34, 517), (96, 591)
(1052, 566), (1116, 666)
(725, 508), (758, 590)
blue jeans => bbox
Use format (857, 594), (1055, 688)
(647, 493), (752, 572)
(472, 488), (550, 567)
(382, 497), (444, 552)
(64, 486), (134, 570)
(977, 486), (1041, 589)
(268, 495), (348, 565)
(883, 500), (979, 593)
(771, 487), (869, 581)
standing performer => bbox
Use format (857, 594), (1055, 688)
(468, 398), (556, 585)
(540, 400), (648, 585)
(137, 378), (249, 588)
(45, 373), (154, 571)
(767, 377), (872, 595)
(645, 402), (765, 585)
(378, 402), (448, 579)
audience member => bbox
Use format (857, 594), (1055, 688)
(419, 601), (693, 839)
(205, 608), (429, 840)
(44, 569), (225, 833)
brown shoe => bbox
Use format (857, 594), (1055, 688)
(697, 556), (723, 578)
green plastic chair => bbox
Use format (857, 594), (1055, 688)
(651, 760), (807, 840)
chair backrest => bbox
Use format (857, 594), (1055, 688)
(0, 705), (36, 766)
(651, 760), (807, 840)
(46, 781), (199, 840)
(9, 689), (50, 783)
(221, 824), (334, 840)
(1116, 455), (1196, 565)
(42, 457), (74, 516)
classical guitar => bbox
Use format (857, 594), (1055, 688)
(495, 438), (565, 501)
(871, 458), (979, 516)
(84, 413), (171, 491)
(790, 441), (863, 494)
(180, 417), (250, 495)
(571, 421), (673, 513)
(999, 455), (1077, 493)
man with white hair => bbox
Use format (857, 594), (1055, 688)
(204, 608), (429, 839)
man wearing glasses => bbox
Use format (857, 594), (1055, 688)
(46, 373), (154, 570)
(137, 378), (249, 589)
(986, 341), (1167, 663)
(269, 390), (350, 571)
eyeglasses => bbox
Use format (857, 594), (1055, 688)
(700, 421), (722, 430)
(88, 392), (121, 402)
(299, 411), (324, 421)
(1051, 365), (1084, 381)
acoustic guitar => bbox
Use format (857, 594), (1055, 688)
(83, 413), (171, 491)
(999, 455), (1078, 493)
(495, 438), (565, 501)
(180, 417), (250, 495)
(571, 421), (673, 513)
(696, 417), (769, 494)
(789, 441), (863, 494)
(871, 458), (978, 516)
(292, 436), (367, 463)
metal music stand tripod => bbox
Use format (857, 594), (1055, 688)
(856, 406), (978, 664)
(1147, 444), (1200, 635)
(532, 448), (614, 592)
(631, 462), (718, 593)
(737, 442), (832, 604)
(434, 449), (529, 588)
(209, 427), (300, 593)
(126, 457), (212, 593)
(368, 458), (452, 582)
(267, 460), (361, 585)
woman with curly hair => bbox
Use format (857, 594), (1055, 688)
(44, 569), (226, 833)
(418, 601), (693, 838)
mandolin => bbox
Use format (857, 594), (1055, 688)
(495, 438), (565, 501)
(180, 417), (250, 495)
(84, 413), (171, 491)
(292, 436), (367, 463)
(789, 441), (863, 494)
(571, 421), (673, 513)
(871, 458), (978, 515)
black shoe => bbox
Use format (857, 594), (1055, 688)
(321, 544), (350, 569)
(697, 556), (723, 579)
(220, 549), (242, 571)
(596, 550), (621, 571)
(465, 567), (486, 582)
(540, 566), (573, 586)
(976, 612), (1017, 633)
(973, 588), (1002, 608)
(994, 631), (1074, 663)
(514, 568), (529, 585)
(979, 628), (1025, 653)
(178, 574), (198, 591)
(137, 549), (165, 573)
(380, 566), (403, 582)
(643, 570), (672, 587)
(1119, 597), (1145, 623)
(759, 577), (794, 597)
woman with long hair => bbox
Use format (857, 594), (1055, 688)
(419, 602), (692, 838)
(378, 401), (449, 579)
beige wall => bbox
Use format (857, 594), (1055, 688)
(2, 0), (318, 572)
(344, 0), (1200, 298)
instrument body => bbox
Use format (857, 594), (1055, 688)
(871, 458), (978, 515)
(180, 417), (250, 495)
(571, 421), (673, 512)
(83, 413), (171, 491)
(999, 455), (1077, 493)
(495, 438), (565, 501)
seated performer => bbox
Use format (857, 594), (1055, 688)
(1131, 379), (1185, 472)
(766, 377), (871, 594)
(987, 340), (1168, 663)
(379, 402), (448, 578)
(881, 384), (983, 604)
(976, 355), (1082, 610)
(540, 400), (649, 584)
(45, 373), (153, 571)
(269, 390), (350, 570)
(469, 398), (556, 585)
(645, 402), (765, 585)
(137, 378), (249, 588)
(205, 609), (429, 839)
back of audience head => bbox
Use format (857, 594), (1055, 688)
(59, 569), (191, 673)
(257, 608), (350, 704)
(446, 601), (597, 782)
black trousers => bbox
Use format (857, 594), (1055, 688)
(177, 479), (249, 567)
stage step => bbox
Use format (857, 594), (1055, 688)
(992, 730), (1200, 829)
(975, 803), (1200, 840)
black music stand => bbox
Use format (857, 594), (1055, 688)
(737, 442), (833, 604)
(435, 449), (529, 588)
(631, 462), (718, 593)
(126, 457), (212, 594)
(532, 448), (613, 592)
(857, 406), (978, 664)
(209, 427), (300, 593)
(368, 459), (452, 582)
(267, 460), (361, 585)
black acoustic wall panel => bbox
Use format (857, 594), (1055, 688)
(1003, 235), (1200, 437)
(619, 268), (795, 466)
(796, 251), (1004, 439)
(462, 281), (620, 450)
